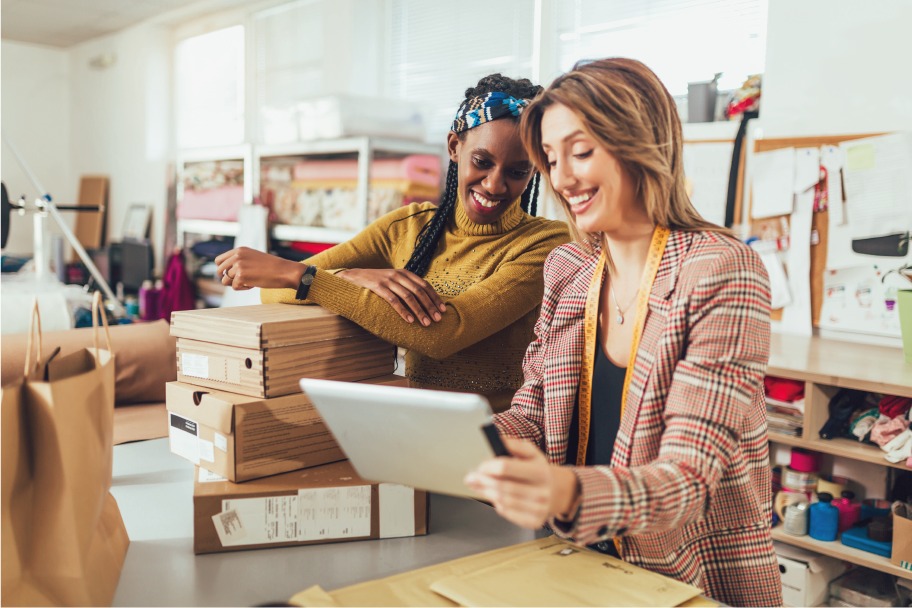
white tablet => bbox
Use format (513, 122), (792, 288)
(299, 378), (506, 498)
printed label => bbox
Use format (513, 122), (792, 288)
(182, 353), (209, 379)
(214, 432), (228, 452)
(212, 509), (247, 546)
(199, 438), (215, 462)
(199, 468), (227, 483)
(298, 486), (372, 541)
(221, 496), (299, 545)
(379, 484), (415, 539)
(169, 413), (200, 465)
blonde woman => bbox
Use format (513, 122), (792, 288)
(466, 59), (781, 607)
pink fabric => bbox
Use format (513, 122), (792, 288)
(870, 415), (911, 447)
(292, 156), (441, 186)
(158, 251), (196, 321)
(176, 185), (244, 221)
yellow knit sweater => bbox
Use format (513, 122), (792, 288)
(261, 199), (570, 412)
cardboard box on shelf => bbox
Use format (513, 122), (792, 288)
(194, 459), (428, 554)
(171, 304), (395, 398)
(774, 542), (850, 607)
(167, 374), (408, 482)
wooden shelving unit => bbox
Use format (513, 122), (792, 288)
(767, 333), (912, 579)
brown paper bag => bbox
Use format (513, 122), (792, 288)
(1, 293), (130, 606)
(892, 502), (912, 571)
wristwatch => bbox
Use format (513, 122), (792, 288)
(295, 265), (318, 301)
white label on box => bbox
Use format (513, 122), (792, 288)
(214, 432), (228, 452)
(212, 509), (247, 546)
(220, 497), (299, 546)
(379, 484), (415, 539)
(199, 468), (227, 483)
(169, 413), (200, 465)
(182, 353), (209, 379)
(298, 486), (371, 542)
(199, 438), (215, 462)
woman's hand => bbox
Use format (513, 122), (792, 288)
(335, 268), (446, 326)
(215, 247), (306, 291)
(465, 437), (581, 530)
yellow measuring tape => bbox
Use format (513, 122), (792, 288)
(575, 226), (669, 555)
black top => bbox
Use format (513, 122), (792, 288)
(566, 337), (627, 466)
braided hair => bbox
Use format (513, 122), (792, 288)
(403, 74), (544, 277)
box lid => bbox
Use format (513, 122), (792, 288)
(194, 459), (367, 497)
(774, 541), (838, 574)
(170, 304), (370, 349)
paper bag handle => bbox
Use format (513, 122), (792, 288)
(91, 291), (113, 356)
(23, 297), (42, 377)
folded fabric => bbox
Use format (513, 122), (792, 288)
(871, 415), (910, 447)
(819, 388), (869, 440)
(765, 376), (805, 403)
(879, 395), (912, 419)
(850, 408), (880, 440)
(883, 429), (912, 463)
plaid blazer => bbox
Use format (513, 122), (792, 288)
(494, 229), (782, 607)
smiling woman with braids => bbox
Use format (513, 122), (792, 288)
(215, 74), (570, 412)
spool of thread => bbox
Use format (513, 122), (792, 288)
(868, 516), (893, 542)
(817, 475), (848, 497)
(790, 448), (821, 473)
(775, 490), (808, 520)
(783, 502), (810, 536)
(833, 491), (861, 533)
(783, 467), (819, 494)
(808, 492), (839, 541)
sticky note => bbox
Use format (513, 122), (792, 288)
(846, 143), (875, 170)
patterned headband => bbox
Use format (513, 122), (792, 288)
(451, 92), (530, 133)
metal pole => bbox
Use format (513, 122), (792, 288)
(2, 130), (125, 316)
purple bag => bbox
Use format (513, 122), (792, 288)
(158, 251), (196, 320)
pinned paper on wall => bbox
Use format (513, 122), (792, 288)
(821, 145), (845, 225)
(682, 142), (734, 226)
(752, 147), (795, 219)
(758, 251), (793, 309)
(840, 132), (912, 239)
(818, 265), (903, 338)
(794, 148), (820, 194)
(779, 190), (814, 336)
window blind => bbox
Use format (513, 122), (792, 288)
(387, 0), (536, 141)
(553, 0), (768, 95)
(254, 0), (324, 142)
(174, 25), (245, 149)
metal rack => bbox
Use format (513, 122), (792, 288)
(175, 137), (444, 247)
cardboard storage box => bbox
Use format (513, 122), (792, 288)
(775, 541), (849, 607)
(171, 304), (395, 398)
(194, 460), (429, 554)
(167, 374), (408, 482)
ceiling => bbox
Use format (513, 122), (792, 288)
(1, 0), (191, 48)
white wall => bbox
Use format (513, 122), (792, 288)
(1, 40), (72, 256)
(67, 24), (172, 273)
(761, 0), (912, 137)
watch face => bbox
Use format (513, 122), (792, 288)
(302, 274), (314, 286)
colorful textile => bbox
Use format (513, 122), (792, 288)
(451, 92), (529, 133)
(871, 415), (910, 447)
(764, 376), (804, 402)
(850, 408), (880, 440)
(879, 395), (912, 419)
(884, 429), (912, 463)
(494, 230), (781, 607)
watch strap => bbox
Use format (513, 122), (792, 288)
(295, 265), (318, 301)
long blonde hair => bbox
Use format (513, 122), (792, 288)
(521, 58), (728, 254)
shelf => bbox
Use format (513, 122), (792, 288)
(768, 432), (912, 472)
(771, 524), (911, 580)
(271, 224), (357, 244)
(256, 137), (444, 159)
(768, 333), (912, 398)
(176, 219), (240, 238)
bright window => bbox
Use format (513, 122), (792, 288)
(387, 0), (536, 141)
(553, 0), (768, 95)
(174, 25), (246, 149)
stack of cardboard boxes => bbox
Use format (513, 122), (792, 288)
(166, 304), (429, 554)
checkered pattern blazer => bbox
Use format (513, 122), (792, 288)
(494, 229), (782, 607)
